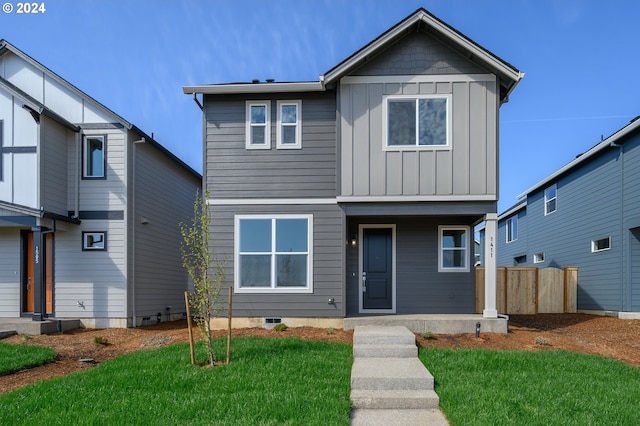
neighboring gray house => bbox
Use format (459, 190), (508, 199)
(184, 8), (523, 328)
(0, 40), (201, 327)
(496, 117), (640, 316)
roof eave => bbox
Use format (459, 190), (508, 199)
(183, 81), (324, 95)
(517, 118), (640, 199)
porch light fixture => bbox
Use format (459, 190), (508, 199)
(350, 234), (357, 247)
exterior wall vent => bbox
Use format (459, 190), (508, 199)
(263, 317), (282, 329)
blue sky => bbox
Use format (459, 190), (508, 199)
(1, 0), (638, 212)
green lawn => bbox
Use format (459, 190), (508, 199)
(0, 342), (56, 375)
(421, 348), (640, 426)
(0, 337), (352, 426)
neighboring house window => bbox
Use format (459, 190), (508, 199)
(235, 215), (313, 293)
(438, 226), (469, 272)
(514, 255), (527, 265)
(544, 184), (557, 215)
(592, 237), (611, 252)
(276, 100), (302, 149)
(245, 101), (271, 149)
(533, 252), (545, 264)
(83, 232), (107, 251)
(384, 95), (451, 150)
(83, 135), (106, 179)
(506, 216), (518, 243)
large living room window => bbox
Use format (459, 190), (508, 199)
(235, 215), (313, 293)
(384, 95), (451, 150)
(438, 226), (469, 272)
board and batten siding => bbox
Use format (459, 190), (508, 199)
(204, 92), (337, 199)
(0, 228), (20, 317)
(209, 204), (345, 317)
(40, 116), (72, 216)
(131, 137), (200, 319)
(339, 77), (497, 198)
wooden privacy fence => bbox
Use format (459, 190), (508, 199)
(475, 266), (577, 314)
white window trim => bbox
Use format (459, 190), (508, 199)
(82, 135), (106, 179)
(438, 225), (470, 272)
(533, 252), (545, 264)
(234, 214), (313, 294)
(591, 237), (611, 253)
(82, 231), (107, 251)
(506, 216), (518, 243)
(544, 184), (557, 216)
(276, 100), (302, 149)
(382, 94), (452, 152)
(245, 101), (271, 150)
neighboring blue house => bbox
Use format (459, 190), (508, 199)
(184, 8), (523, 328)
(496, 117), (640, 317)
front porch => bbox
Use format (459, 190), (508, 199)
(344, 314), (508, 334)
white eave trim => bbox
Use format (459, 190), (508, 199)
(183, 81), (324, 95)
(498, 200), (527, 221)
(517, 118), (640, 199)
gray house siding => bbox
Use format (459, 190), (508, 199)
(205, 92), (337, 199)
(340, 79), (498, 198)
(209, 203), (345, 318)
(40, 116), (71, 216)
(130, 137), (200, 319)
(0, 228), (20, 317)
(346, 215), (477, 316)
(496, 208), (528, 266)
(498, 127), (640, 312)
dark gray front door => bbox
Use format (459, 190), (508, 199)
(362, 228), (393, 310)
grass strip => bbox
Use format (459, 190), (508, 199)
(420, 348), (640, 426)
(0, 337), (352, 426)
(0, 342), (56, 375)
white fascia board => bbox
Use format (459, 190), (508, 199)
(498, 200), (527, 221)
(517, 119), (640, 199)
(183, 81), (324, 95)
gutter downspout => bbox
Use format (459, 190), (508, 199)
(131, 137), (146, 327)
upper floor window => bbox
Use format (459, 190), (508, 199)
(235, 215), (313, 293)
(384, 95), (451, 150)
(544, 184), (557, 215)
(277, 100), (302, 149)
(245, 101), (271, 149)
(83, 135), (106, 179)
(506, 216), (518, 243)
(438, 226), (469, 272)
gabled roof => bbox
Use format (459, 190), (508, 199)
(498, 199), (527, 221)
(183, 8), (523, 99)
(321, 8), (523, 101)
(517, 117), (640, 199)
(0, 39), (200, 179)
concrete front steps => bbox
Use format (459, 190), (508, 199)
(0, 318), (81, 336)
(350, 326), (448, 425)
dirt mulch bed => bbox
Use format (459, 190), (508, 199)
(2, 314), (639, 394)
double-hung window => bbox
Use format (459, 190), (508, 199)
(83, 135), (106, 179)
(384, 95), (451, 150)
(245, 101), (271, 149)
(506, 216), (518, 243)
(544, 184), (557, 215)
(438, 226), (469, 272)
(235, 215), (313, 293)
(277, 100), (301, 149)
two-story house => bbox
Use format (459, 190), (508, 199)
(184, 8), (523, 328)
(497, 117), (640, 318)
(0, 40), (201, 328)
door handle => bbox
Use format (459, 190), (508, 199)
(27, 277), (32, 291)
(362, 272), (367, 292)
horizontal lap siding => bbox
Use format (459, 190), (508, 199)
(525, 149), (623, 310)
(0, 228), (20, 317)
(205, 92), (337, 199)
(132, 140), (200, 318)
(497, 209), (528, 266)
(209, 204), (344, 317)
(623, 135), (640, 310)
(40, 117), (71, 216)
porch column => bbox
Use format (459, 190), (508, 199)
(483, 213), (498, 318)
(31, 226), (45, 321)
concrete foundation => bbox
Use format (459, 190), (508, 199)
(345, 314), (508, 334)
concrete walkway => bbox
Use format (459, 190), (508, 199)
(350, 326), (449, 425)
